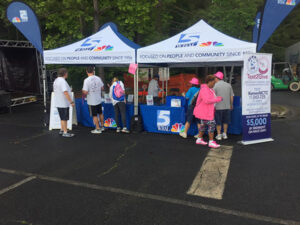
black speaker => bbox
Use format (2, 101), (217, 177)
(0, 91), (11, 113)
(130, 115), (144, 133)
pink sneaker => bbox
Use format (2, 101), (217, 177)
(196, 138), (208, 146)
(209, 141), (220, 149)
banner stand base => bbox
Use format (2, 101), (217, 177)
(240, 138), (274, 145)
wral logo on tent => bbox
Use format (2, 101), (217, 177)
(75, 38), (114, 52)
(175, 33), (200, 48)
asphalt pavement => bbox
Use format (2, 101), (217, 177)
(0, 91), (299, 225)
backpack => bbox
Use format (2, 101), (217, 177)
(130, 115), (144, 133)
(113, 82), (125, 100)
(191, 90), (200, 108)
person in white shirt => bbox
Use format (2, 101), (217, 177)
(82, 66), (104, 134)
(109, 77), (129, 133)
(53, 68), (74, 138)
(148, 74), (160, 105)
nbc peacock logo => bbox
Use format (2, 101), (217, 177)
(104, 118), (117, 128)
(171, 123), (185, 133)
(94, 45), (114, 52)
(12, 17), (21, 23)
(199, 41), (224, 47)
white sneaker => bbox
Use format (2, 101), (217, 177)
(215, 134), (222, 141)
(222, 133), (228, 140)
(101, 127), (105, 132)
(62, 132), (75, 138)
(122, 128), (130, 133)
(116, 127), (121, 133)
(179, 132), (187, 138)
(209, 141), (220, 149)
(91, 129), (102, 134)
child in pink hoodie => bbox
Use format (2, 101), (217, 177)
(193, 75), (222, 148)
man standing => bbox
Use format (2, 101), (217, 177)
(148, 74), (160, 105)
(53, 68), (74, 138)
(82, 66), (104, 134)
(214, 71), (234, 140)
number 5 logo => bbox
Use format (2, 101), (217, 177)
(157, 110), (170, 126)
(178, 33), (200, 44)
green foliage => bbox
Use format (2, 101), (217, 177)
(1, 0), (299, 63)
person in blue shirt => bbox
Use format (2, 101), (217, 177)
(180, 78), (200, 138)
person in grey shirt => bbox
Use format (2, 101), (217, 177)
(213, 72), (234, 140)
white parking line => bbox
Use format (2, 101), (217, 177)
(0, 168), (299, 225)
(0, 176), (36, 196)
(187, 145), (233, 200)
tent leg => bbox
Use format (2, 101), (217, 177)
(223, 66), (227, 81)
(134, 65), (139, 115)
(166, 67), (169, 96)
(229, 66), (234, 84)
(42, 63), (47, 126)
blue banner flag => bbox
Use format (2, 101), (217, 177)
(6, 1), (43, 54)
(252, 12), (261, 43)
(257, 0), (300, 51)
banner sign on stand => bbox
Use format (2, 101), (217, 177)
(252, 12), (261, 43)
(257, 0), (300, 51)
(6, 1), (43, 54)
(242, 53), (273, 145)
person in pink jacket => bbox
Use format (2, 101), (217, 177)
(193, 75), (223, 148)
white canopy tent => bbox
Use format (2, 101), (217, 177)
(133, 20), (257, 114)
(43, 22), (141, 117)
(137, 20), (256, 67)
(44, 22), (139, 66)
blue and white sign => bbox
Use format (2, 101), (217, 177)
(242, 53), (273, 144)
(157, 110), (170, 132)
(6, 1), (43, 54)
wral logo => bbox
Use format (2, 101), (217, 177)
(12, 10), (28, 23)
(277, 0), (296, 5)
(75, 38), (114, 52)
(175, 33), (200, 48)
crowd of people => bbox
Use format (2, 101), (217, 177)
(53, 67), (129, 137)
(179, 72), (234, 148)
(53, 67), (234, 149)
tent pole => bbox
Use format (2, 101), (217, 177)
(40, 53), (47, 127)
(134, 64), (139, 115)
(166, 67), (169, 96)
(229, 66), (234, 84)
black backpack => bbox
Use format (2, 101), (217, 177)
(191, 90), (200, 108)
(130, 115), (144, 133)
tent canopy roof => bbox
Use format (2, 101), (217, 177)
(44, 22), (140, 66)
(137, 20), (256, 67)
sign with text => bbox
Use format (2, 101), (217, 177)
(49, 92), (77, 130)
(242, 53), (273, 144)
(157, 110), (170, 132)
(146, 95), (154, 105)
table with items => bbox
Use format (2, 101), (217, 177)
(75, 96), (242, 135)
